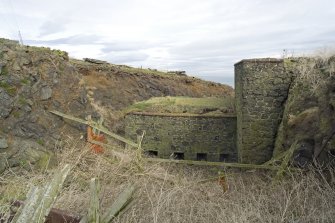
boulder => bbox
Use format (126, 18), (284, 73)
(7, 138), (54, 170)
(0, 89), (14, 118)
(0, 138), (8, 149)
(40, 86), (52, 100)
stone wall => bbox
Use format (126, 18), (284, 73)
(125, 113), (237, 162)
(235, 59), (293, 164)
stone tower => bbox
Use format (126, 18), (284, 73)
(235, 59), (293, 164)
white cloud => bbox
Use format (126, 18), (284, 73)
(1, 0), (335, 86)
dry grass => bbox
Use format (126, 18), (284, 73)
(294, 50), (335, 94)
(1, 139), (335, 223)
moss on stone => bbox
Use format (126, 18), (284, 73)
(235, 59), (291, 164)
(125, 114), (237, 162)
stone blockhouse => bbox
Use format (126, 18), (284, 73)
(125, 112), (237, 162)
(124, 97), (237, 162)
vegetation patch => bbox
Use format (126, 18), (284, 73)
(52, 49), (68, 59)
(0, 81), (16, 95)
(0, 65), (8, 76)
(20, 78), (30, 85)
(37, 139), (45, 146)
(125, 96), (235, 115)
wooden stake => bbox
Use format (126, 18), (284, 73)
(50, 110), (138, 148)
(12, 164), (71, 223)
(87, 178), (100, 223)
(146, 157), (299, 171)
(273, 141), (299, 183)
(101, 185), (135, 222)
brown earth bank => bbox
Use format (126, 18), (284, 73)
(0, 38), (233, 172)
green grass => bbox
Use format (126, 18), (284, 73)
(37, 139), (45, 146)
(20, 78), (30, 85)
(125, 96), (235, 115)
(0, 65), (8, 76)
(0, 81), (16, 95)
(18, 96), (27, 105)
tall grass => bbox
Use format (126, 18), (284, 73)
(294, 49), (335, 94)
(0, 139), (334, 223)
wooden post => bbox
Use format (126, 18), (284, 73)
(263, 150), (290, 166)
(137, 130), (145, 150)
(11, 187), (42, 223)
(12, 164), (71, 223)
(273, 141), (298, 183)
(50, 110), (138, 148)
(87, 178), (100, 223)
(145, 157), (299, 171)
(101, 185), (135, 222)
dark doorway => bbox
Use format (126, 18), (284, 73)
(196, 153), (207, 161)
(145, 150), (158, 157)
(220, 154), (230, 162)
(173, 152), (184, 160)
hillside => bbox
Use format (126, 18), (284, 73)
(0, 38), (233, 172)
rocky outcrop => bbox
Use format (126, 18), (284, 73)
(0, 38), (94, 172)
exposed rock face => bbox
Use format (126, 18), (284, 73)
(0, 89), (14, 118)
(0, 39), (96, 173)
(40, 86), (52, 100)
(0, 38), (233, 173)
(0, 137), (53, 171)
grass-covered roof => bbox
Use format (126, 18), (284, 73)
(125, 96), (235, 116)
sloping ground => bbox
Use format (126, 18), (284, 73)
(1, 141), (334, 223)
(0, 38), (233, 173)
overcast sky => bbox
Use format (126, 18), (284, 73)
(1, 0), (335, 86)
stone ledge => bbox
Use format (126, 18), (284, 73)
(234, 58), (283, 66)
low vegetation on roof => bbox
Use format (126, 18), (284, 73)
(125, 96), (235, 115)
